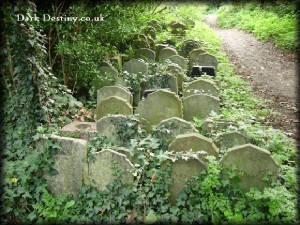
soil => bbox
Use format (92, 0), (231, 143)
(205, 14), (299, 140)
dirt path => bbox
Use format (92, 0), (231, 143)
(205, 14), (298, 139)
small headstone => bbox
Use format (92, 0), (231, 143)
(168, 55), (188, 71)
(96, 115), (139, 146)
(183, 79), (219, 98)
(136, 89), (183, 131)
(84, 149), (134, 191)
(99, 64), (118, 76)
(97, 86), (133, 106)
(155, 44), (169, 60)
(159, 47), (178, 62)
(180, 39), (201, 58)
(96, 96), (133, 120)
(123, 58), (148, 75)
(132, 39), (150, 49)
(215, 131), (249, 149)
(169, 157), (206, 204)
(183, 94), (220, 121)
(170, 21), (187, 35)
(135, 48), (155, 61)
(61, 121), (96, 141)
(188, 48), (206, 69)
(220, 144), (280, 191)
(41, 135), (88, 196)
(166, 64), (184, 91)
(189, 53), (218, 71)
(149, 19), (162, 32)
(168, 133), (219, 160)
(154, 117), (198, 143)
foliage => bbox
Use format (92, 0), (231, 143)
(217, 1), (299, 50)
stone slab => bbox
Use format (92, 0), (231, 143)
(216, 131), (249, 149)
(96, 96), (133, 120)
(136, 89), (183, 131)
(123, 58), (148, 75)
(135, 48), (155, 61)
(183, 94), (220, 121)
(220, 144), (280, 191)
(84, 149), (133, 191)
(159, 47), (178, 62)
(183, 79), (219, 98)
(61, 121), (96, 141)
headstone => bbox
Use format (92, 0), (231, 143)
(96, 96), (133, 120)
(159, 47), (178, 62)
(169, 157), (206, 204)
(155, 44), (169, 60)
(135, 48), (155, 61)
(215, 131), (249, 149)
(149, 19), (162, 32)
(41, 135), (88, 196)
(132, 39), (150, 49)
(189, 53), (218, 71)
(97, 86), (133, 106)
(168, 133), (219, 160)
(183, 79), (219, 98)
(188, 48), (206, 70)
(99, 63), (118, 76)
(136, 89), (183, 131)
(123, 58), (148, 75)
(61, 121), (96, 141)
(166, 64), (184, 91)
(220, 144), (280, 191)
(170, 21), (187, 35)
(84, 149), (134, 191)
(168, 55), (188, 71)
(154, 117), (198, 143)
(180, 39), (201, 58)
(183, 94), (220, 121)
(96, 115), (139, 146)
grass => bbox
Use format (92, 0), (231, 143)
(216, 2), (299, 50)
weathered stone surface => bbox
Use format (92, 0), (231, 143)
(155, 44), (169, 60)
(183, 79), (219, 98)
(168, 133), (219, 159)
(132, 39), (150, 49)
(99, 63), (118, 76)
(135, 48), (155, 61)
(180, 39), (201, 58)
(147, 36), (155, 50)
(84, 149), (134, 191)
(41, 135), (88, 196)
(216, 131), (249, 148)
(169, 157), (206, 204)
(170, 21), (187, 35)
(97, 86), (133, 107)
(159, 47), (178, 62)
(183, 94), (220, 121)
(168, 55), (188, 71)
(149, 19), (162, 32)
(201, 118), (237, 133)
(61, 121), (96, 141)
(123, 58), (148, 75)
(166, 64), (184, 91)
(220, 144), (280, 191)
(188, 48), (206, 69)
(96, 115), (138, 145)
(96, 96), (133, 120)
(154, 117), (198, 143)
(189, 52), (218, 70)
(166, 74), (178, 94)
(136, 89), (183, 131)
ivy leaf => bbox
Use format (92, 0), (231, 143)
(49, 168), (59, 176)
(65, 200), (75, 209)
